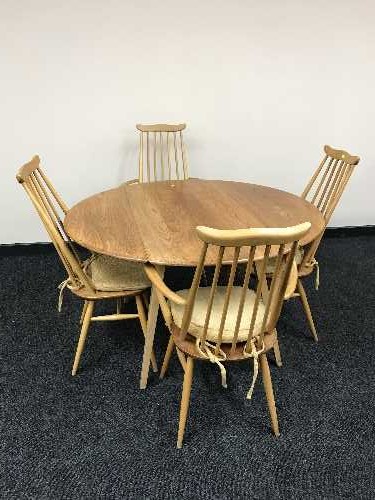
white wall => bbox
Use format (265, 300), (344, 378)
(1, 0), (374, 244)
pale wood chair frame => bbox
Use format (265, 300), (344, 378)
(126, 123), (189, 184)
(16, 156), (157, 376)
(293, 145), (360, 341)
(144, 222), (311, 447)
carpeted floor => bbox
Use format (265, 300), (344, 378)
(1, 235), (375, 499)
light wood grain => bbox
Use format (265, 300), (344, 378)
(323, 145), (360, 165)
(260, 353), (280, 436)
(140, 266), (165, 389)
(136, 123), (186, 132)
(177, 355), (194, 448)
(64, 179), (325, 267)
(135, 123), (188, 182)
(294, 144), (360, 341)
(297, 279), (318, 342)
(144, 222), (309, 446)
(300, 144), (360, 271)
(16, 156), (154, 379)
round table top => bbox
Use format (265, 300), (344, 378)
(64, 179), (325, 267)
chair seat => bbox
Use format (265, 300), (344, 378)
(87, 254), (150, 292)
(171, 324), (276, 361)
(171, 286), (266, 343)
(265, 246), (304, 274)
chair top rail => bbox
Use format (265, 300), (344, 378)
(16, 155), (40, 183)
(136, 123), (186, 132)
(324, 145), (360, 165)
(196, 223), (311, 247)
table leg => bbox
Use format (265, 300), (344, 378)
(140, 265), (165, 389)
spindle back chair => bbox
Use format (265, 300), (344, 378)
(290, 145), (360, 342)
(300, 145), (360, 273)
(17, 156), (94, 292)
(145, 222), (311, 447)
(16, 156), (156, 376)
(136, 123), (189, 182)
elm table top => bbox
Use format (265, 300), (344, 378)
(64, 179), (325, 267)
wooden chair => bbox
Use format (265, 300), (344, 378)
(290, 145), (360, 341)
(144, 222), (311, 447)
(16, 156), (157, 376)
(134, 123), (189, 183)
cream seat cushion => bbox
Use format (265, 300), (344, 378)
(170, 286), (266, 343)
(88, 254), (150, 291)
(265, 246), (304, 274)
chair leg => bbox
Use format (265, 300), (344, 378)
(160, 335), (175, 379)
(72, 301), (94, 376)
(140, 269), (164, 389)
(177, 356), (194, 449)
(135, 295), (158, 373)
(80, 300), (88, 325)
(176, 347), (187, 372)
(116, 298), (122, 314)
(260, 353), (280, 437)
(142, 290), (149, 310)
(273, 330), (283, 367)
(297, 279), (318, 342)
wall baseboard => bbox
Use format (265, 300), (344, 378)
(323, 225), (375, 238)
(0, 242), (55, 257)
(1, 226), (374, 257)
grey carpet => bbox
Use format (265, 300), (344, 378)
(1, 235), (374, 499)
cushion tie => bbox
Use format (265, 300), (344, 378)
(57, 278), (82, 312)
(305, 258), (320, 290)
(82, 253), (97, 273)
(196, 338), (228, 388)
(57, 255), (94, 311)
(243, 338), (265, 400)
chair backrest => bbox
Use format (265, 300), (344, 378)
(16, 156), (95, 293)
(178, 223), (311, 355)
(136, 123), (189, 182)
(300, 145), (360, 266)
